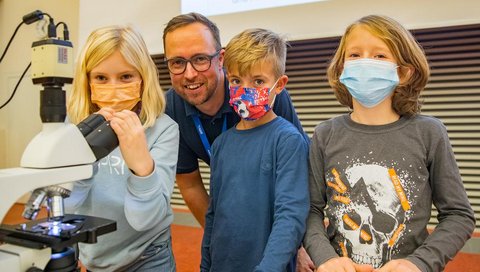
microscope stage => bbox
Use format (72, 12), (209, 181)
(0, 214), (116, 251)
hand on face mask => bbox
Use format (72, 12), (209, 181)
(340, 58), (399, 108)
(90, 81), (142, 112)
(95, 107), (115, 121)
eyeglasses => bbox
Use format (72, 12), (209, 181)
(164, 50), (221, 75)
(165, 50), (220, 75)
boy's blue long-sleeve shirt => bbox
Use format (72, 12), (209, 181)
(201, 117), (310, 272)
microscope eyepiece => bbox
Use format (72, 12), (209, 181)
(77, 114), (119, 160)
(77, 113), (106, 137)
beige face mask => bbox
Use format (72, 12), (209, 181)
(90, 81), (142, 111)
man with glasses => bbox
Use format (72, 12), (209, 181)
(162, 13), (314, 271)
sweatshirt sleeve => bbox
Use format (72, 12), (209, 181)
(303, 124), (339, 267)
(406, 121), (475, 272)
(255, 132), (310, 272)
(123, 118), (179, 231)
(64, 179), (94, 213)
(201, 137), (221, 271)
(201, 194), (215, 271)
(64, 161), (100, 212)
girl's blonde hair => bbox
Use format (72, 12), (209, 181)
(68, 25), (165, 128)
(328, 15), (430, 116)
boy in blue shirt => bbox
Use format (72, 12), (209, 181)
(201, 28), (309, 272)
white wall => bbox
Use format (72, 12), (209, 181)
(0, 0), (79, 168)
(78, 0), (480, 54)
(78, 0), (181, 56)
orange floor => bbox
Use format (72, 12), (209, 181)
(171, 223), (480, 272)
(2, 204), (479, 271)
(172, 224), (203, 272)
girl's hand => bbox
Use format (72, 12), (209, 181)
(374, 259), (420, 272)
(316, 257), (373, 272)
(109, 110), (153, 177)
(95, 107), (115, 121)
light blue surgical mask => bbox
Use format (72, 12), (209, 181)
(340, 58), (399, 108)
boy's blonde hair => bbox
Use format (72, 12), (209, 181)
(68, 25), (165, 128)
(224, 28), (287, 78)
(328, 15), (430, 116)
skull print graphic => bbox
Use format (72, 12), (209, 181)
(325, 164), (413, 268)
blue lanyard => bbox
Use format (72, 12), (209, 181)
(192, 115), (227, 158)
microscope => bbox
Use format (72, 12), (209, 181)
(0, 11), (118, 271)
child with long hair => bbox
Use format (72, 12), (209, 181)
(66, 25), (179, 272)
(304, 15), (475, 272)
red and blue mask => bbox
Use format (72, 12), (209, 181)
(229, 81), (278, 121)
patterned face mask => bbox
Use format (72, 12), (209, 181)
(90, 81), (142, 111)
(229, 79), (278, 121)
(340, 58), (399, 108)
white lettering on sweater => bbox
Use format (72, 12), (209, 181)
(98, 155), (125, 175)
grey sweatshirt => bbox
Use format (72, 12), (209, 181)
(304, 114), (475, 272)
(65, 114), (179, 272)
